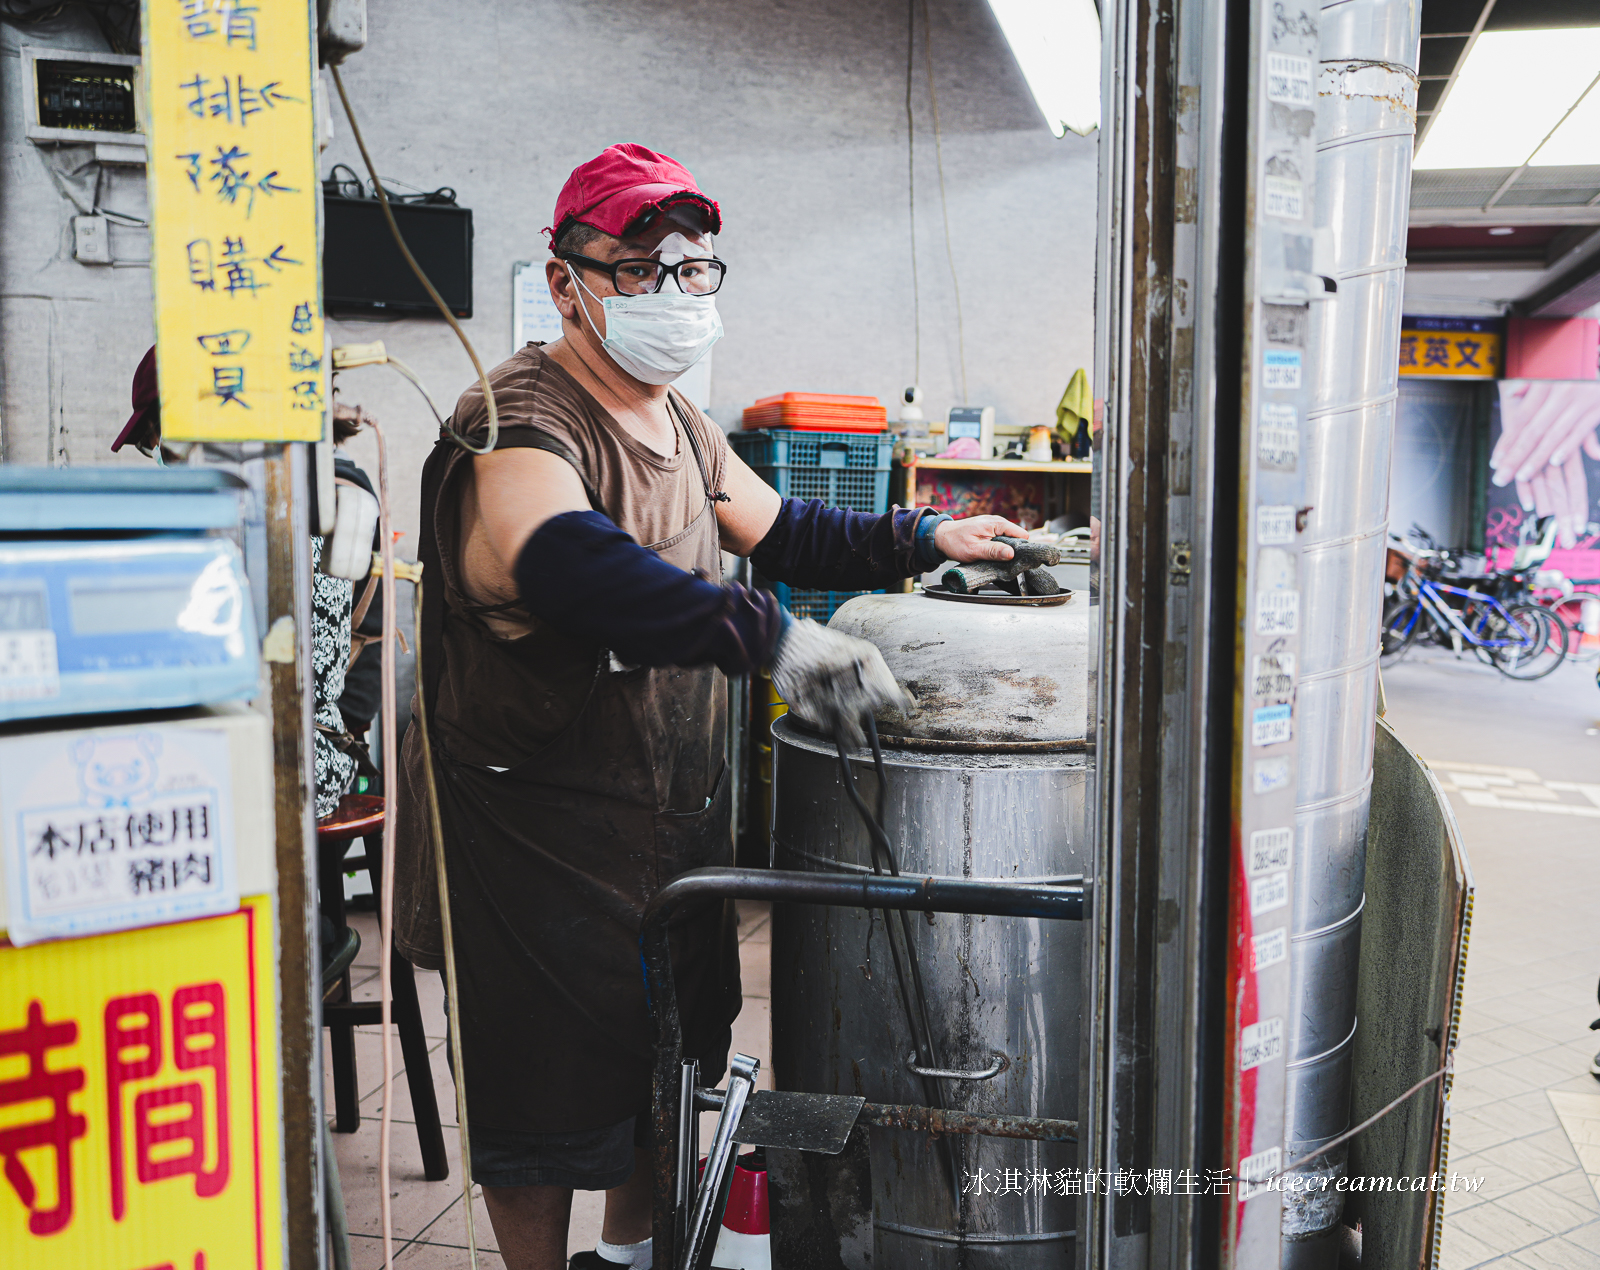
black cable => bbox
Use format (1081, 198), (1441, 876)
(834, 718), (964, 1214)
(322, 163), (365, 200)
(905, 0), (920, 385)
(371, 177), (459, 206)
(330, 65), (497, 455)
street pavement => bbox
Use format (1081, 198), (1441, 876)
(1381, 648), (1600, 1269)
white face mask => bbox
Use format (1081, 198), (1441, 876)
(568, 250), (724, 386)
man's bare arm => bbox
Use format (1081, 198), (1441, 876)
(715, 449), (784, 555)
(475, 448), (594, 573)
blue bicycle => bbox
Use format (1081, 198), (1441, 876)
(1381, 544), (1567, 680)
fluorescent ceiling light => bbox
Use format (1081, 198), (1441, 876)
(984, 0), (1101, 138)
(1414, 28), (1600, 170)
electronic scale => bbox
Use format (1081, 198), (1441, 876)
(0, 467), (260, 722)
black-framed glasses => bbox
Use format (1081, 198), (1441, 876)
(559, 251), (727, 296)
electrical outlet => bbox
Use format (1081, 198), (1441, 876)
(72, 215), (111, 265)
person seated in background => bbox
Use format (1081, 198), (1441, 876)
(113, 345), (358, 819)
(330, 401), (385, 750)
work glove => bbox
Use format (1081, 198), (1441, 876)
(771, 618), (910, 750)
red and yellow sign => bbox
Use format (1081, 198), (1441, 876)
(1399, 319), (1502, 378)
(0, 896), (283, 1270)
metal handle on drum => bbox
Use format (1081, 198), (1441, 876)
(905, 1051), (1010, 1080)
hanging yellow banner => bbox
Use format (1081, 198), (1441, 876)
(1398, 318), (1502, 379)
(145, 0), (324, 441)
(0, 896), (284, 1270)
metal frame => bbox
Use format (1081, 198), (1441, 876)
(640, 866), (1086, 1270)
(1085, 0), (1243, 1260)
(20, 46), (146, 148)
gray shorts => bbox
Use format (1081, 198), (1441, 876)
(469, 1115), (646, 1191)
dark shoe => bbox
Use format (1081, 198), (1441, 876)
(569, 1253), (630, 1270)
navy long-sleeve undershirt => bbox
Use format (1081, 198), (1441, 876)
(513, 500), (949, 673)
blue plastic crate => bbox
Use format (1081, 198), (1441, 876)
(729, 429), (893, 513)
(772, 582), (883, 624)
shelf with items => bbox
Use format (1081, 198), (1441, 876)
(907, 457), (1093, 474)
(896, 452), (1093, 529)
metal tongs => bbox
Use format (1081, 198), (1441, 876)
(677, 1052), (760, 1270)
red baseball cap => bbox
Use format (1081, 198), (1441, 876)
(111, 345), (159, 452)
(545, 143), (721, 247)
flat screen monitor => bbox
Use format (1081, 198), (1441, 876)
(322, 193), (473, 318)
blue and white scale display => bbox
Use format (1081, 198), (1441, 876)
(0, 468), (261, 722)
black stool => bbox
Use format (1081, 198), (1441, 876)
(318, 794), (448, 1181)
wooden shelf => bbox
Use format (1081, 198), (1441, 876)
(902, 456), (1093, 474)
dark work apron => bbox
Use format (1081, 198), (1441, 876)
(395, 398), (740, 1134)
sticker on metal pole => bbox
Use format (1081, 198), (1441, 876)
(1239, 1017), (1284, 1070)
(0, 725), (240, 946)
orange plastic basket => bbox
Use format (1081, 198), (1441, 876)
(742, 392), (887, 432)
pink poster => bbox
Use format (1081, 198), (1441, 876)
(1486, 380), (1600, 577)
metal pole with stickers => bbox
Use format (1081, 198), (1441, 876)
(1225, 11), (1324, 1253)
(1087, 0), (1462, 1265)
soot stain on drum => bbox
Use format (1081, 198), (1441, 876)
(897, 668), (1062, 736)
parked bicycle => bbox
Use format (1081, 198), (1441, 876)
(1479, 516), (1600, 660)
(1381, 538), (1568, 680)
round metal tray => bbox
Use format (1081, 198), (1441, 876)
(920, 584), (1073, 607)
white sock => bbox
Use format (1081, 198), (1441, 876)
(596, 1235), (652, 1269)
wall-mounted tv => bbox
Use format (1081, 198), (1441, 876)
(322, 193), (473, 318)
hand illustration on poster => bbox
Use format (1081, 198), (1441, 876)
(1487, 380), (1600, 560)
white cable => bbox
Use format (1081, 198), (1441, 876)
(1256, 1055), (1452, 1186)
(372, 418), (400, 1270)
(362, 411), (479, 1269)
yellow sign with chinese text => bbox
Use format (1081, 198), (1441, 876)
(145, 0), (324, 441)
(0, 896), (284, 1270)
(1398, 325), (1502, 378)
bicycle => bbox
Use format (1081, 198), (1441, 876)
(1381, 544), (1569, 680)
(1463, 517), (1590, 662)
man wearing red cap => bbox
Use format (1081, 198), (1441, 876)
(395, 143), (1024, 1270)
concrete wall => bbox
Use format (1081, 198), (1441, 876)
(1, 11), (155, 464)
(2, 0), (1099, 546)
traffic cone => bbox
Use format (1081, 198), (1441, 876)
(707, 1149), (770, 1270)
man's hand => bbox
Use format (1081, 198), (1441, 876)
(934, 515), (1032, 563)
(772, 619), (910, 749)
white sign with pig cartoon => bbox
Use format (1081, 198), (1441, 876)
(0, 723), (237, 944)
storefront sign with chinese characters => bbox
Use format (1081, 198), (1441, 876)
(1398, 316), (1502, 379)
(0, 725), (238, 946)
(0, 898), (284, 1269)
(145, 0), (324, 441)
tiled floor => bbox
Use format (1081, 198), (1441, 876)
(330, 649), (1600, 1268)
(325, 900), (773, 1268)
(1381, 649), (1600, 1269)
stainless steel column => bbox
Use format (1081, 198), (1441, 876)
(1284, 0), (1419, 1258)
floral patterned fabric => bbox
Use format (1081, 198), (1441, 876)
(310, 536), (356, 819)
